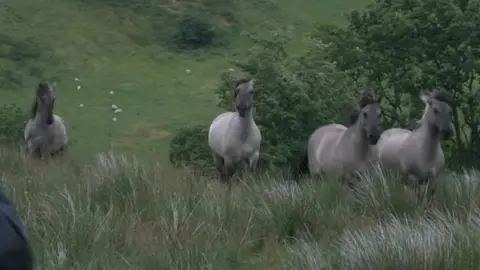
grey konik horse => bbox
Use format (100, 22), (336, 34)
(302, 92), (382, 182)
(374, 89), (453, 197)
(208, 78), (261, 183)
(24, 82), (68, 159)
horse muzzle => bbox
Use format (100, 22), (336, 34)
(46, 116), (54, 125)
(442, 127), (453, 140)
(367, 132), (381, 145)
(237, 106), (250, 117)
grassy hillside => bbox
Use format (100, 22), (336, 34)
(0, 0), (370, 162)
(4, 148), (480, 269)
(5, 1), (480, 269)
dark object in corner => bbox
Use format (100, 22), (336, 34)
(0, 187), (33, 270)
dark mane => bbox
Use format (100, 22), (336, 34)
(348, 92), (377, 125)
(30, 101), (37, 119)
(358, 92), (377, 108)
(30, 82), (51, 118)
(36, 82), (50, 96)
(430, 88), (454, 107)
(234, 78), (251, 88)
(348, 109), (360, 125)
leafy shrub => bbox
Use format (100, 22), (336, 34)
(0, 104), (28, 146)
(172, 15), (215, 50)
(169, 124), (214, 173)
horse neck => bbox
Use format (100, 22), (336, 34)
(34, 104), (50, 129)
(234, 110), (254, 142)
(341, 121), (369, 158)
(417, 121), (441, 162)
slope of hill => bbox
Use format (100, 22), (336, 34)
(0, 0), (370, 161)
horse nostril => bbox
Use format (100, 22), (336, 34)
(368, 133), (380, 144)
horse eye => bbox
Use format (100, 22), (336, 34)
(433, 108), (439, 114)
(363, 112), (368, 118)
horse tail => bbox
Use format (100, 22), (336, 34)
(291, 147), (310, 182)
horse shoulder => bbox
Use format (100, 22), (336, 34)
(309, 124), (345, 149)
(324, 123), (347, 131)
(53, 114), (65, 124)
(47, 116), (68, 149)
(209, 112), (234, 134)
(208, 112), (235, 155)
(248, 122), (261, 150)
(376, 128), (411, 170)
(23, 119), (34, 141)
(380, 128), (410, 139)
(53, 115), (67, 130)
(308, 124), (346, 171)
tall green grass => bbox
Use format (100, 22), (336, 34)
(2, 149), (480, 269)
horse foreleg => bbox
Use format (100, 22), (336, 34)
(242, 151), (259, 179)
(224, 158), (241, 184)
(403, 173), (428, 201)
(32, 147), (43, 160)
(51, 145), (67, 158)
(212, 152), (227, 182)
(425, 172), (438, 199)
(248, 151), (259, 171)
(344, 171), (361, 190)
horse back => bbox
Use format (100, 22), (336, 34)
(308, 124), (347, 152)
(307, 124), (347, 174)
(375, 128), (411, 170)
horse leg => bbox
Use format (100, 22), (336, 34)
(224, 159), (240, 184)
(243, 151), (259, 179)
(344, 171), (361, 190)
(32, 147), (42, 160)
(248, 151), (259, 171)
(403, 173), (426, 201)
(424, 172), (438, 199)
(311, 170), (326, 182)
(212, 152), (227, 182)
(51, 146), (66, 158)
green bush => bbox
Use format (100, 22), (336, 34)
(0, 104), (28, 146)
(172, 15), (216, 50)
(168, 124), (214, 173)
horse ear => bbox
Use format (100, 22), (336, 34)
(348, 108), (360, 125)
(247, 79), (254, 91)
(420, 91), (432, 105)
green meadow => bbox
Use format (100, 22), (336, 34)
(0, 0), (370, 161)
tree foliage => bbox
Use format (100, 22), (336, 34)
(0, 104), (28, 146)
(319, 0), (480, 168)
